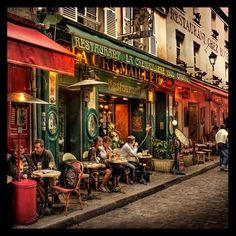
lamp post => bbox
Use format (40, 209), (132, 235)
(170, 119), (185, 175)
(209, 52), (217, 72)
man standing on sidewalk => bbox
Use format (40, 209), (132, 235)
(215, 124), (228, 171)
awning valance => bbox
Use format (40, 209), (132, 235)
(7, 22), (75, 76)
(191, 79), (228, 98)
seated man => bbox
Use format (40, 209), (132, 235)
(30, 138), (60, 208)
(88, 136), (112, 193)
(120, 135), (147, 184)
(120, 135), (139, 184)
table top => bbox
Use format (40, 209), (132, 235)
(138, 154), (152, 159)
(82, 162), (106, 169)
(32, 169), (61, 178)
(195, 143), (207, 147)
(106, 159), (128, 164)
(205, 142), (216, 146)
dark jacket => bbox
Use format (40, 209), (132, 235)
(7, 154), (36, 179)
(30, 149), (54, 169)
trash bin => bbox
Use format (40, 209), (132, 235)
(11, 179), (37, 225)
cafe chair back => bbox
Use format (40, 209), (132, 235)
(51, 153), (84, 215)
(82, 151), (89, 161)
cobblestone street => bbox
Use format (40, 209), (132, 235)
(68, 166), (228, 229)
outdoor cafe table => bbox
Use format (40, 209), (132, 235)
(194, 143), (207, 151)
(32, 169), (61, 215)
(82, 162), (106, 200)
(137, 154), (152, 170)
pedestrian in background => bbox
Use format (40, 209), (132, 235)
(215, 124), (228, 171)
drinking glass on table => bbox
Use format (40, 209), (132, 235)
(49, 161), (54, 170)
(37, 162), (42, 170)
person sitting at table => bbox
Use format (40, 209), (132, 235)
(99, 136), (125, 191)
(88, 136), (112, 193)
(120, 135), (147, 184)
(7, 145), (35, 180)
(120, 135), (139, 184)
(30, 138), (60, 206)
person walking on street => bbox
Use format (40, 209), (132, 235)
(215, 124), (228, 171)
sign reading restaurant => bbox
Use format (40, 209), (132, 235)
(169, 8), (228, 61)
(70, 35), (189, 85)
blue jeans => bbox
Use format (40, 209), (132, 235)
(121, 162), (136, 182)
(218, 143), (228, 168)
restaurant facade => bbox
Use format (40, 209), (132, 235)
(7, 7), (228, 166)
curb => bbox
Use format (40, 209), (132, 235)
(43, 161), (219, 228)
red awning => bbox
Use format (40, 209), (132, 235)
(191, 79), (228, 98)
(7, 22), (75, 76)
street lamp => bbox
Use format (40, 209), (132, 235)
(209, 52), (217, 72)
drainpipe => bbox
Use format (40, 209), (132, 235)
(31, 68), (37, 144)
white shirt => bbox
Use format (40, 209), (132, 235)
(215, 129), (228, 144)
(120, 142), (138, 160)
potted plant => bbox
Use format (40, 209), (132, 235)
(151, 139), (175, 172)
(181, 148), (193, 167)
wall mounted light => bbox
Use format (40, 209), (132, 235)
(209, 52), (217, 71)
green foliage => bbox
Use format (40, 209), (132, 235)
(107, 121), (124, 149)
(152, 138), (174, 159)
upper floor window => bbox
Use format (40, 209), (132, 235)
(149, 14), (156, 55)
(193, 42), (200, 69)
(62, 7), (100, 30)
(224, 24), (228, 49)
(211, 11), (219, 40)
(193, 7), (201, 25)
(104, 7), (117, 38)
(123, 7), (133, 45)
(176, 30), (186, 66)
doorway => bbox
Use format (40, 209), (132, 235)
(188, 103), (199, 141)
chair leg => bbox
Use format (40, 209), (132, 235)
(64, 193), (70, 216)
(126, 174), (129, 184)
(95, 174), (99, 191)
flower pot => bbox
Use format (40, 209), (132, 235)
(151, 159), (174, 172)
(183, 154), (193, 167)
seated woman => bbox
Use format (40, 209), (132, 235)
(87, 136), (112, 193)
(100, 136), (125, 191)
(7, 145), (35, 180)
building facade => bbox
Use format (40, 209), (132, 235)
(7, 7), (228, 165)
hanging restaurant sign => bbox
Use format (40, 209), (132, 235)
(65, 25), (189, 83)
(75, 50), (176, 88)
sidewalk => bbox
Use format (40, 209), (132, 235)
(13, 157), (220, 229)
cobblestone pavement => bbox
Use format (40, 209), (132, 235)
(68, 167), (228, 229)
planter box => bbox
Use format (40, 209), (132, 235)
(183, 154), (193, 167)
(151, 159), (174, 173)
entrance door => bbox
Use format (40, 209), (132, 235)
(188, 103), (199, 142)
(115, 104), (129, 141)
